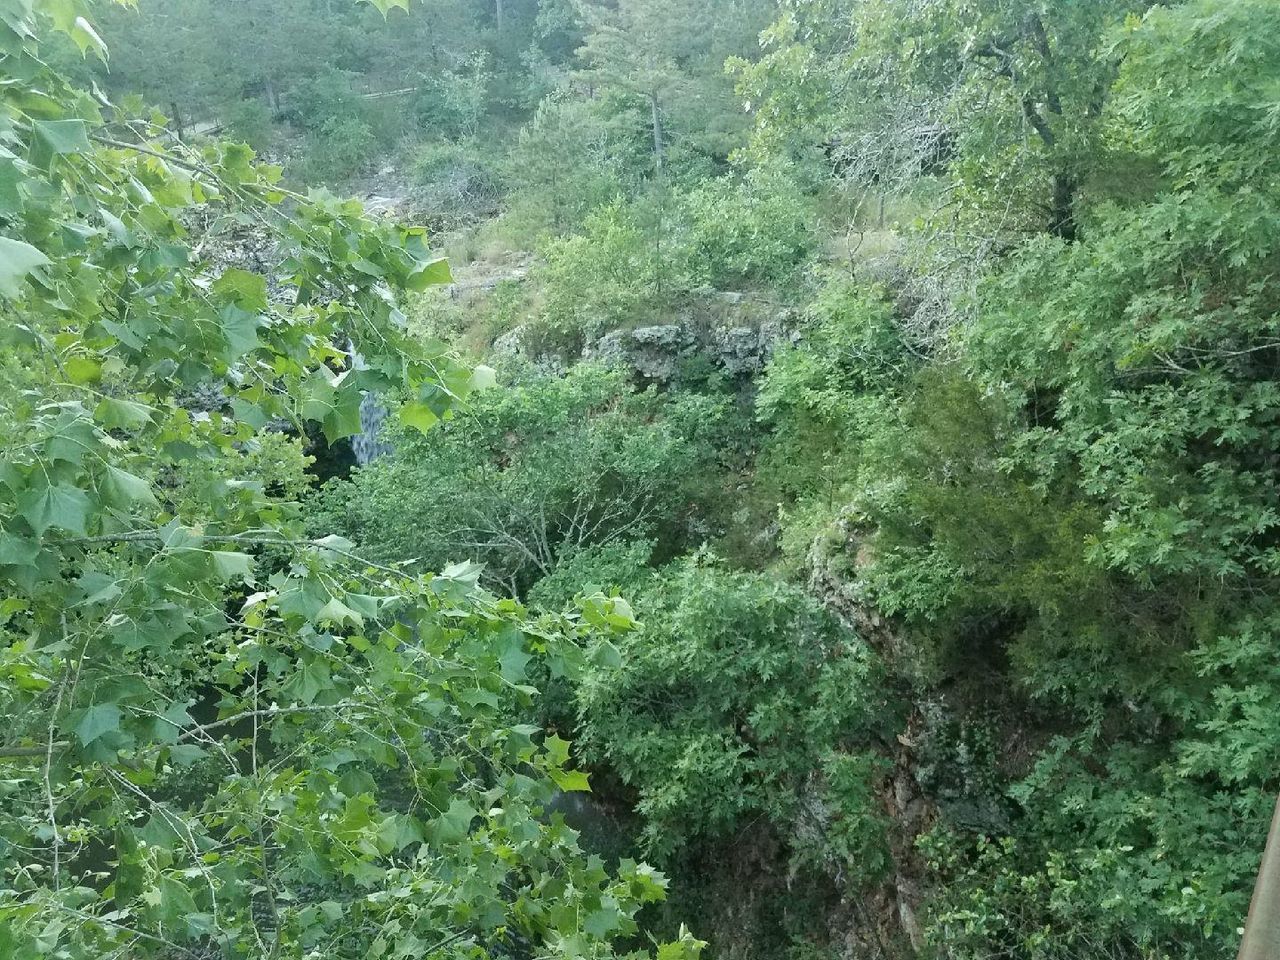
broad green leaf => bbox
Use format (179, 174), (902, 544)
(405, 255), (452, 291)
(18, 482), (91, 536)
(65, 356), (101, 384)
(316, 595), (363, 627)
(71, 703), (122, 745)
(584, 899), (622, 938)
(430, 798), (478, 845)
(211, 268), (269, 311)
(499, 631), (532, 682)
(282, 660), (331, 704)
(361, 0), (411, 18)
(100, 465), (156, 508)
(399, 400), (439, 434)
(550, 768), (592, 792)
(94, 396), (155, 430)
(70, 15), (108, 60)
(0, 237), (50, 298)
(30, 119), (90, 167)
(220, 306), (263, 360)
(0, 530), (39, 566)
(544, 734), (572, 768)
(590, 640), (623, 671)
(209, 550), (253, 582)
(301, 370), (363, 444)
(470, 364), (497, 392)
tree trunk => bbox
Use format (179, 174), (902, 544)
(649, 93), (664, 180)
(495, 0), (504, 34)
(1048, 172), (1077, 242)
(170, 102), (185, 142)
(1239, 794), (1280, 960)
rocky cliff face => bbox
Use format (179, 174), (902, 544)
(583, 316), (797, 383)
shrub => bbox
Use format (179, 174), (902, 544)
(414, 58), (490, 140)
(678, 171), (816, 288)
(576, 557), (892, 870)
(410, 139), (504, 227)
(307, 364), (731, 597)
(503, 94), (649, 236)
(533, 200), (676, 350)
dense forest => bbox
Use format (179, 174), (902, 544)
(2, 0), (1279, 957)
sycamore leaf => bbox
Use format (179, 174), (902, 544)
(361, 0), (411, 18)
(550, 767), (592, 793)
(316, 595), (363, 628)
(0, 237), (50, 298)
(209, 550), (254, 583)
(282, 660), (331, 705)
(94, 396), (155, 430)
(430, 798), (478, 846)
(71, 16), (108, 61)
(399, 400), (439, 435)
(65, 356), (102, 384)
(100, 465), (156, 508)
(301, 371), (363, 445)
(499, 630), (532, 682)
(220, 307), (263, 361)
(19, 482), (91, 536)
(30, 119), (90, 168)
(405, 255), (451, 291)
(0, 531), (39, 566)
(584, 899), (622, 938)
(71, 703), (122, 745)
(211, 268), (268, 311)
(544, 734), (572, 768)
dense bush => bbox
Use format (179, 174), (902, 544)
(414, 59), (491, 139)
(410, 139), (504, 226)
(307, 364), (734, 596)
(502, 94), (650, 235)
(70, 0), (1280, 956)
(771, 2), (1280, 955)
(531, 176), (819, 350)
(533, 200), (672, 349)
(576, 557), (892, 872)
(677, 171), (816, 289)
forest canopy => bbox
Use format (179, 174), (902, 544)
(3, 0), (1280, 958)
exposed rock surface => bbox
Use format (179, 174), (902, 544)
(583, 312), (797, 384)
(805, 512), (932, 957)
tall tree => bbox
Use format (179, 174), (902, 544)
(573, 0), (695, 177)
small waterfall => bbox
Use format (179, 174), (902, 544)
(351, 392), (392, 466)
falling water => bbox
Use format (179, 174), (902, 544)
(351, 392), (392, 466)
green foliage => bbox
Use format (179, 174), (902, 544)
(0, 3), (700, 958)
(535, 200), (669, 347)
(529, 540), (655, 611)
(532, 176), (817, 350)
(224, 99), (277, 152)
(767, 2), (1280, 955)
(757, 276), (911, 504)
(677, 170), (816, 289)
(410, 139), (504, 228)
(307, 364), (732, 596)
(502, 93), (648, 236)
(413, 57), (491, 140)
(53, 0), (1280, 955)
(303, 114), (380, 180)
(576, 557), (891, 874)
